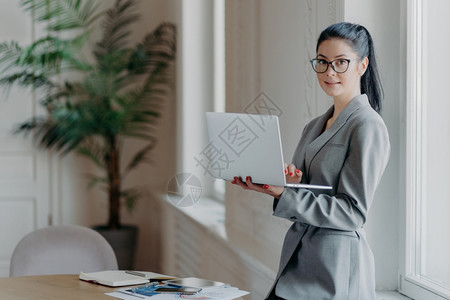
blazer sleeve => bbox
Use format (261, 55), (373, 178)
(273, 118), (390, 231)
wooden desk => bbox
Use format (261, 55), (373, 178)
(0, 274), (246, 299)
(0, 274), (121, 299)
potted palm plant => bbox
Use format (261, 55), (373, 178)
(0, 0), (176, 269)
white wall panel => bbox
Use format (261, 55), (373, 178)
(0, 155), (34, 183)
(0, 197), (36, 277)
(0, 1), (52, 277)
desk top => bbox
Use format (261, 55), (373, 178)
(0, 274), (246, 299)
(0, 274), (121, 299)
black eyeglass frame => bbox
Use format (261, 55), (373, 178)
(310, 58), (352, 74)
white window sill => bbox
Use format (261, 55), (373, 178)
(377, 291), (412, 299)
(163, 195), (227, 240)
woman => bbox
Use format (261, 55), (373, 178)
(233, 22), (390, 299)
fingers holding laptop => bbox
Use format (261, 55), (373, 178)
(232, 176), (285, 199)
(230, 163), (302, 198)
(285, 163), (302, 183)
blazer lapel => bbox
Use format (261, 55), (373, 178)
(304, 94), (370, 178)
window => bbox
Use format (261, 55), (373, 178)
(212, 0), (226, 197)
(402, 0), (450, 299)
(176, 0), (225, 202)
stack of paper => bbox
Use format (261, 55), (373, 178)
(106, 277), (250, 299)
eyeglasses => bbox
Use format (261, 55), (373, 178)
(310, 58), (352, 74)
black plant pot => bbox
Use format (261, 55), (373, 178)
(93, 225), (138, 270)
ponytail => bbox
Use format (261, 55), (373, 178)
(316, 22), (384, 114)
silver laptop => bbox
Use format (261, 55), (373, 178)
(205, 112), (331, 190)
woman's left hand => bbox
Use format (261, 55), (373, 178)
(232, 176), (285, 199)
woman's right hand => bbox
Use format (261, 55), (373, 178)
(285, 163), (303, 184)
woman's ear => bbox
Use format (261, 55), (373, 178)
(359, 57), (369, 76)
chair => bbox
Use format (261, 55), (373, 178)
(9, 225), (118, 277)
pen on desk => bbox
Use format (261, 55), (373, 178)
(125, 270), (147, 278)
(118, 290), (146, 299)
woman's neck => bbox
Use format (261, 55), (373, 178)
(324, 93), (360, 132)
(332, 92), (360, 119)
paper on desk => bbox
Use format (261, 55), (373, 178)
(200, 287), (249, 298)
(106, 286), (249, 300)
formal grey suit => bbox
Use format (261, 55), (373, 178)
(267, 94), (390, 300)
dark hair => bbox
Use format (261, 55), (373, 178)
(316, 22), (383, 114)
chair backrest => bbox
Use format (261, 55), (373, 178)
(10, 225), (118, 277)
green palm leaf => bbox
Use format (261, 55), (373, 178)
(77, 142), (106, 170)
(124, 142), (155, 176)
(0, 42), (23, 72)
(121, 188), (142, 211)
(21, 0), (103, 31)
(85, 173), (108, 190)
(0, 71), (53, 93)
(95, 0), (139, 58)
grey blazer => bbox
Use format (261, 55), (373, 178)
(267, 94), (390, 300)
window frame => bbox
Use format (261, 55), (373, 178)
(176, 0), (225, 203)
(212, 0), (226, 199)
(400, 0), (450, 298)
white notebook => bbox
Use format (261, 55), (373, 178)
(79, 270), (149, 287)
